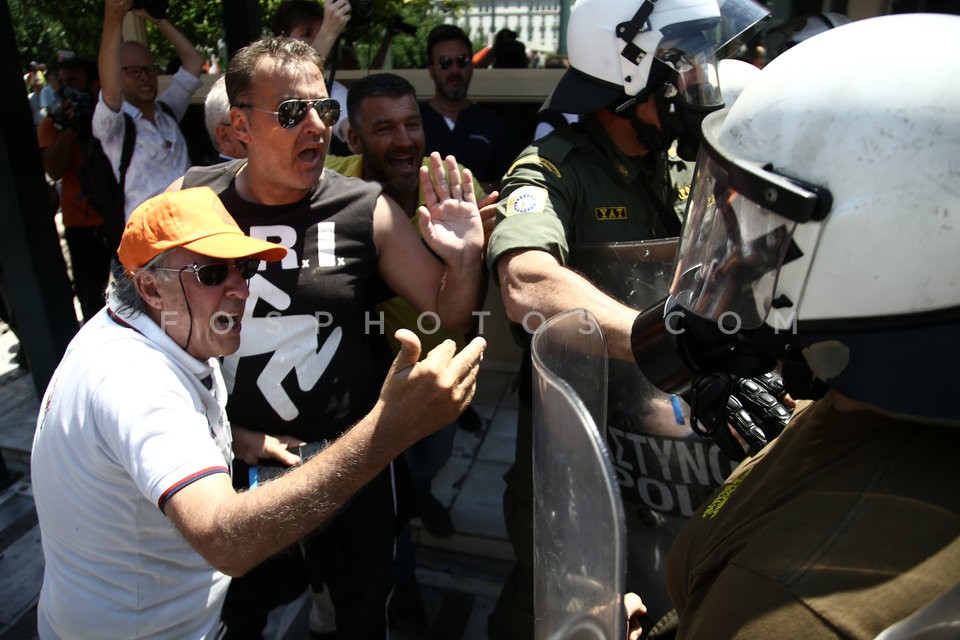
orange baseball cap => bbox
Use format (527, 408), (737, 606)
(117, 187), (287, 274)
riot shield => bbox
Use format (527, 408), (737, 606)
(875, 581), (960, 639)
(532, 308), (626, 640)
(568, 239), (678, 311)
(568, 239), (741, 622)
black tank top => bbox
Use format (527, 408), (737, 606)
(183, 162), (393, 441)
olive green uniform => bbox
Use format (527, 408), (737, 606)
(669, 395), (960, 639)
(488, 117), (683, 266)
(486, 116), (694, 639)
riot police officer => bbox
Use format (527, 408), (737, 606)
(485, 0), (771, 636)
(631, 13), (960, 638)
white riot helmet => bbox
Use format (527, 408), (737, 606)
(762, 11), (852, 60)
(715, 58), (759, 108)
(544, 0), (769, 158)
(635, 13), (960, 423)
(543, 0), (769, 113)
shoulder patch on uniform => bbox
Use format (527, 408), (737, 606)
(539, 158), (561, 178)
(504, 186), (548, 217)
(506, 154), (562, 179)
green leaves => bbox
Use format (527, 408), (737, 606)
(11, 0), (471, 74)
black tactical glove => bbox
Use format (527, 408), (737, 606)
(683, 371), (791, 461)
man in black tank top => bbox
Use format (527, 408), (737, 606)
(174, 37), (485, 639)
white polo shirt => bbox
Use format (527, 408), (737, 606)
(32, 303), (233, 639)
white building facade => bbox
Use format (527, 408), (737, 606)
(453, 1), (565, 58)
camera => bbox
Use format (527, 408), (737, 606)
(132, 0), (168, 21)
(349, 0), (375, 26)
(53, 86), (95, 134)
(387, 14), (418, 36)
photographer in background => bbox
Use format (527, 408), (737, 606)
(37, 57), (111, 323)
(94, 0), (203, 221)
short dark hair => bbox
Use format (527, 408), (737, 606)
(226, 37), (325, 107)
(270, 0), (324, 37)
(347, 73), (416, 129)
(58, 57), (98, 84)
(426, 25), (472, 62)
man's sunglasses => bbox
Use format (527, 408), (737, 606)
(154, 258), (260, 286)
(437, 54), (472, 71)
(235, 98), (341, 129)
(122, 64), (161, 79)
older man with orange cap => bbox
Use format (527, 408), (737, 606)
(30, 187), (486, 640)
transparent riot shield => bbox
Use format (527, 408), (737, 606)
(532, 308), (626, 640)
(874, 581), (960, 639)
(568, 239), (678, 311)
(567, 239), (741, 623)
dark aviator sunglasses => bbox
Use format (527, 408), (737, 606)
(153, 258), (260, 286)
(437, 54), (471, 71)
(235, 98), (341, 129)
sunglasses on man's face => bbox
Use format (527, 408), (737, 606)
(154, 258), (261, 286)
(235, 98), (341, 129)
(436, 54), (472, 71)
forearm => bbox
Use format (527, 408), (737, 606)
(171, 330), (484, 576)
(98, 4), (126, 111)
(156, 18), (203, 76)
(434, 253), (486, 334)
(312, 25), (341, 64)
(178, 403), (407, 576)
(42, 132), (74, 179)
(499, 250), (638, 361)
(312, 0), (350, 64)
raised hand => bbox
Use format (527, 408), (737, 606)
(323, 0), (352, 36)
(312, 0), (352, 62)
(377, 329), (486, 446)
(105, 0), (132, 22)
(417, 152), (485, 262)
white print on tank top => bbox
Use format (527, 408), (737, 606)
(221, 222), (342, 421)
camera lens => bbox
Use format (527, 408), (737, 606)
(349, 0), (374, 24)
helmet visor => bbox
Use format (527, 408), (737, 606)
(668, 109), (831, 329)
(657, 45), (723, 108)
(655, 0), (770, 109)
(717, 0), (773, 46)
(669, 149), (803, 330)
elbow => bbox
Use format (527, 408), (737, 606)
(214, 561), (253, 579)
(184, 62), (204, 78)
(501, 285), (534, 327)
(191, 537), (257, 578)
(182, 54), (205, 77)
(179, 519), (258, 577)
(497, 262), (536, 326)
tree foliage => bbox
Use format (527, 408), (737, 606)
(10, 0), (468, 74)
(10, 0), (107, 68)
